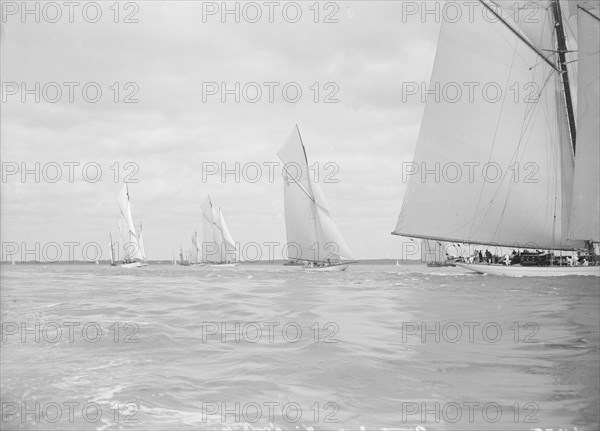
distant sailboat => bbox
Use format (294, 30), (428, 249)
(116, 184), (148, 268)
(201, 195), (240, 267)
(277, 125), (357, 271)
(178, 245), (190, 266)
(191, 230), (204, 265)
(108, 233), (117, 266)
(393, 1), (599, 277)
(172, 249), (177, 265)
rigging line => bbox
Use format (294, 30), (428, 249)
(489, 83), (543, 242)
(201, 211), (215, 226)
(480, 0), (560, 73)
(469, 35), (520, 240)
(280, 164), (315, 203)
(514, 70), (560, 234)
(486, 82), (541, 241)
(279, 161), (334, 218)
(480, 47), (555, 242)
(492, 71), (553, 235)
(293, 126), (323, 249)
(579, 5), (600, 22)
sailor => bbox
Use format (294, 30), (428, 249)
(468, 251), (476, 263)
(485, 249), (492, 264)
(478, 250), (484, 263)
(502, 254), (510, 266)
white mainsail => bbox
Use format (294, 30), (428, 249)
(277, 125), (356, 263)
(393, 0), (588, 251)
(217, 208), (239, 262)
(569, 5), (600, 242)
(191, 230), (201, 264)
(137, 223), (147, 261)
(117, 218), (127, 250)
(116, 184), (145, 262)
(108, 233), (116, 264)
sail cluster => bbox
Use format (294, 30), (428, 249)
(394, 0), (599, 250)
(201, 196), (239, 263)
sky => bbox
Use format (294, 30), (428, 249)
(0, 1), (442, 262)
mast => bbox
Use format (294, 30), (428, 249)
(481, 1), (575, 152)
(109, 233), (115, 263)
(552, 0), (577, 155)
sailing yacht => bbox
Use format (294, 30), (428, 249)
(201, 195), (240, 267)
(116, 184), (148, 268)
(190, 230), (204, 265)
(108, 234), (117, 266)
(178, 245), (191, 266)
(393, 0), (599, 277)
(277, 125), (357, 271)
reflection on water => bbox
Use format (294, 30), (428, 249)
(1, 263), (598, 430)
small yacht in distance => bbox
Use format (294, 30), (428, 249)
(201, 195), (240, 267)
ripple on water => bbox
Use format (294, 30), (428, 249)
(1, 263), (598, 430)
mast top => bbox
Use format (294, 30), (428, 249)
(551, 0), (577, 154)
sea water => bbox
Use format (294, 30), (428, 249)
(1, 263), (598, 430)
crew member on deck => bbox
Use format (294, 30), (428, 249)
(485, 250), (492, 264)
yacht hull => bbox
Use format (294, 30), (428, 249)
(305, 264), (349, 272)
(456, 263), (600, 277)
(121, 262), (144, 268)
